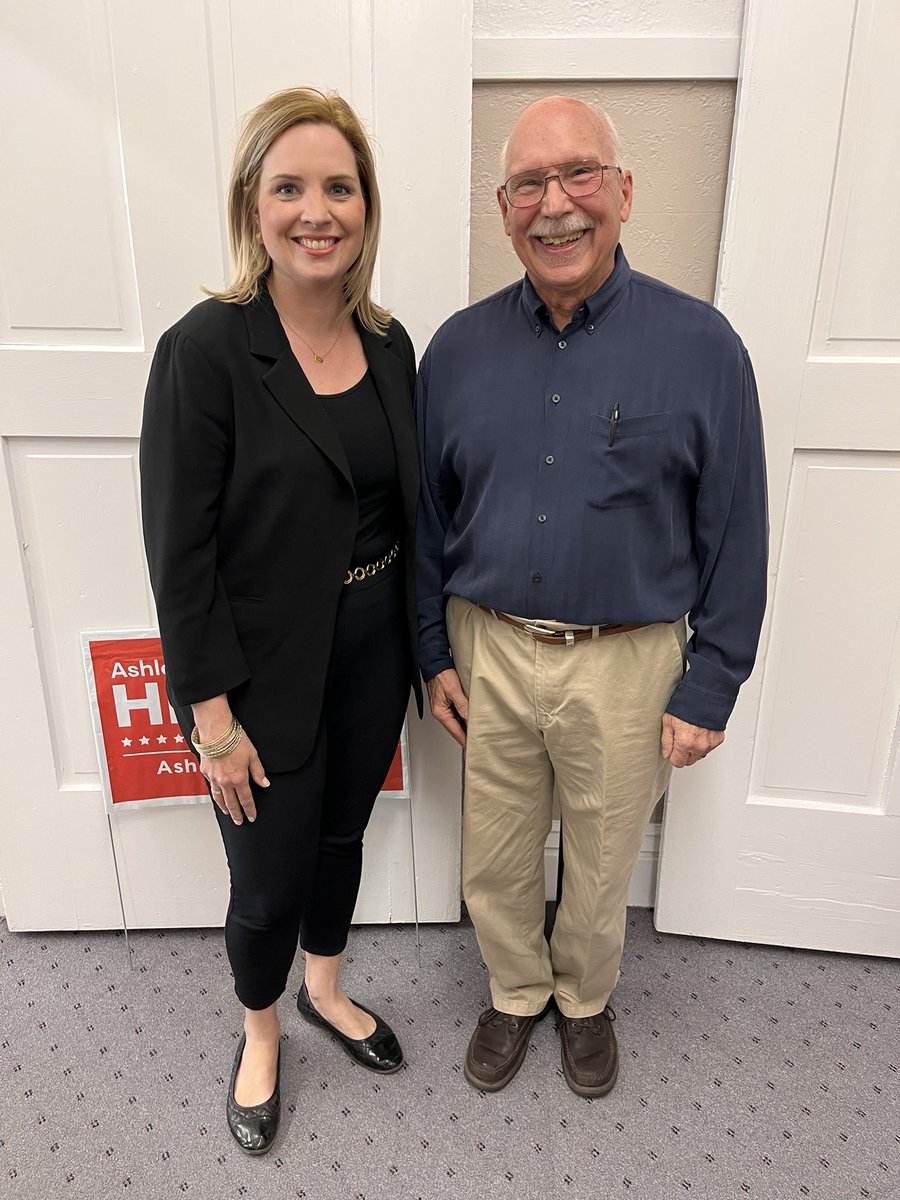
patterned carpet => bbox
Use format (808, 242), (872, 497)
(1, 909), (897, 1200)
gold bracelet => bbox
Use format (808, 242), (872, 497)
(192, 724), (243, 759)
(190, 716), (239, 755)
(191, 717), (244, 759)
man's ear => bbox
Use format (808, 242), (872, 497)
(618, 170), (634, 224)
(497, 187), (512, 237)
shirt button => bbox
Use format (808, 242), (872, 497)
(534, 325), (541, 334)
(551, 394), (560, 404)
(537, 513), (547, 523)
(586, 323), (594, 333)
(545, 455), (554, 464)
(532, 572), (542, 583)
(558, 339), (567, 349)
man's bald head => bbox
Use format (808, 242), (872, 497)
(500, 96), (621, 183)
(495, 94), (633, 329)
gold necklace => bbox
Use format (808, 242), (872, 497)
(276, 309), (346, 363)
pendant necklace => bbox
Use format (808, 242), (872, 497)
(277, 308), (346, 363)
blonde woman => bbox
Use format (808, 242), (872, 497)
(141, 88), (421, 1154)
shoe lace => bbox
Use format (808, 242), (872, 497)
(557, 1005), (616, 1036)
(485, 1008), (523, 1031)
(480, 1005), (547, 1032)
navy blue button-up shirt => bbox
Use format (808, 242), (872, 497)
(416, 248), (768, 730)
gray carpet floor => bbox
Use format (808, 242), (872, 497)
(1, 910), (897, 1200)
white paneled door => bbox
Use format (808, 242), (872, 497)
(0, 1), (471, 931)
(656, 0), (900, 955)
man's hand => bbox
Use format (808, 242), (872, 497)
(660, 713), (724, 768)
(426, 669), (469, 749)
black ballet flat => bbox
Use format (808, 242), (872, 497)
(297, 982), (404, 1074)
(226, 1032), (281, 1155)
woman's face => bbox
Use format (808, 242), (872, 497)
(255, 122), (366, 298)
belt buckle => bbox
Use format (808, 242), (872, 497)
(522, 622), (580, 647)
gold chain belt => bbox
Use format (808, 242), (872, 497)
(344, 541), (400, 585)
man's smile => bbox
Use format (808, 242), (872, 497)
(536, 231), (586, 246)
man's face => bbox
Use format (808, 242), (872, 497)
(497, 99), (633, 310)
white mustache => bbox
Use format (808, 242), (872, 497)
(527, 214), (595, 238)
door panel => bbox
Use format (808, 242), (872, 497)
(656, 0), (900, 955)
(0, 3), (141, 344)
(756, 455), (900, 803)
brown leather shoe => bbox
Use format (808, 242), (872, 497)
(557, 1007), (618, 1097)
(464, 1005), (548, 1091)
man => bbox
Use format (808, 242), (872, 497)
(415, 97), (767, 1098)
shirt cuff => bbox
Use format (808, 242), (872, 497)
(665, 676), (736, 732)
(419, 648), (454, 683)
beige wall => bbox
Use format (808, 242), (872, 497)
(470, 81), (736, 305)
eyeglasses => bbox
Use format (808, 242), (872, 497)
(500, 160), (622, 209)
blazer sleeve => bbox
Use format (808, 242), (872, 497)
(139, 327), (250, 706)
(388, 316), (417, 383)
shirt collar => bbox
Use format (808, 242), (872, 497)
(520, 244), (632, 332)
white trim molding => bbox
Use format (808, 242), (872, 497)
(474, 36), (740, 81)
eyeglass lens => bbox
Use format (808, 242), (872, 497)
(504, 161), (608, 207)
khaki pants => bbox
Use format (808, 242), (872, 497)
(446, 596), (685, 1019)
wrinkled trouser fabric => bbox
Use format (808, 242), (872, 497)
(447, 595), (685, 1019)
(213, 561), (409, 1011)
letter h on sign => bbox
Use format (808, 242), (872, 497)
(112, 682), (176, 727)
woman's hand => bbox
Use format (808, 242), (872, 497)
(193, 697), (269, 825)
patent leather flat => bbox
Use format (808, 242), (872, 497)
(297, 982), (404, 1073)
(226, 1032), (281, 1155)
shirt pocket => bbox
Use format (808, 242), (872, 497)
(585, 411), (669, 509)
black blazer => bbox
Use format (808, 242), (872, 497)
(140, 287), (422, 773)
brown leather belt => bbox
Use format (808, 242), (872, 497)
(474, 603), (646, 645)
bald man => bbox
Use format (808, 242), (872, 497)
(415, 97), (767, 1096)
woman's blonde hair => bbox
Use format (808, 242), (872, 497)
(208, 87), (389, 334)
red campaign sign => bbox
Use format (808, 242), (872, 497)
(82, 631), (408, 811)
(82, 633), (206, 810)
(382, 742), (404, 794)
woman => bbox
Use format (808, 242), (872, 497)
(140, 88), (421, 1155)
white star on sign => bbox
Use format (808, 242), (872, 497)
(122, 738), (132, 747)
(139, 736), (150, 746)
(157, 735), (168, 745)
(174, 734), (185, 744)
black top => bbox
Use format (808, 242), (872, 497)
(319, 370), (402, 565)
(139, 287), (422, 774)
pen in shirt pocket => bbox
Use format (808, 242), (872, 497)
(608, 403), (621, 447)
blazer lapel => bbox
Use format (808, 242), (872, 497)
(360, 324), (419, 530)
(242, 289), (354, 490)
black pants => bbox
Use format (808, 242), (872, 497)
(213, 561), (410, 1010)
